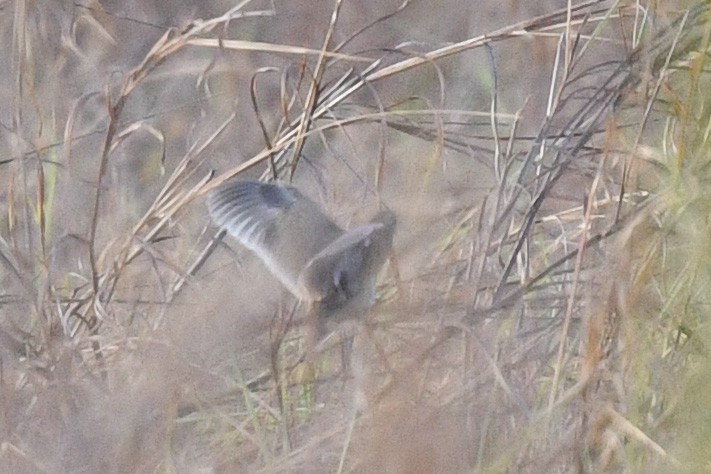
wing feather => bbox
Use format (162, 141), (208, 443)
(208, 181), (344, 299)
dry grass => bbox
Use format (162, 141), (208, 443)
(0, 0), (709, 472)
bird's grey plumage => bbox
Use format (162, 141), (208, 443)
(208, 181), (396, 314)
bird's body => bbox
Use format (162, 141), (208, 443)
(207, 180), (395, 317)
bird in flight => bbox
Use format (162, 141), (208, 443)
(207, 180), (396, 319)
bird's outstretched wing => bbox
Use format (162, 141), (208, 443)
(208, 181), (344, 299)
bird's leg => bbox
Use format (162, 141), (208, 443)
(322, 319), (358, 379)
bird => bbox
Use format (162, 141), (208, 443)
(207, 180), (396, 320)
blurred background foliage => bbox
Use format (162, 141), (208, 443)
(1, 0), (711, 472)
